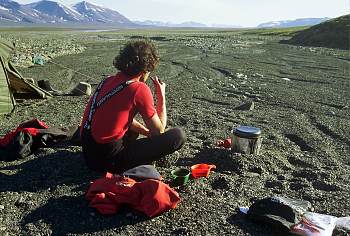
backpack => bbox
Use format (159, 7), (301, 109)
(247, 196), (313, 233)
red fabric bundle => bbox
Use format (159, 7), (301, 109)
(86, 173), (180, 218)
(0, 119), (48, 147)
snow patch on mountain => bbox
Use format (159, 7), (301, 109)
(0, 5), (9, 11)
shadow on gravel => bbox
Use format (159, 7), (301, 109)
(0, 149), (98, 193)
(226, 213), (295, 236)
(177, 147), (240, 173)
(22, 195), (148, 235)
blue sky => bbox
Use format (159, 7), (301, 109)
(16, 0), (349, 27)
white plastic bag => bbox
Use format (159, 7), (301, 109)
(290, 212), (338, 236)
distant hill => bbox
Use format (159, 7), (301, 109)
(0, 0), (136, 26)
(210, 23), (242, 28)
(0, 1), (336, 30)
(284, 14), (350, 50)
(133, 20), (207, 28)
(0, 0), (48, 23)
(26, 0), (83, 22)
(258, 17), (330, 28)
(0, 0), (205, 28)
(72, 1), (133, 25)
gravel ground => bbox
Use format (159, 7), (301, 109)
(0, 30), (349, 236)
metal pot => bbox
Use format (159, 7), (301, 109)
(231, 126), (262, 155)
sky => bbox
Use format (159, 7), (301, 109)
(15, 0), (349, 27)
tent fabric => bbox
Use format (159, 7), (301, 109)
(0, 39), (14, 59)
(6, 60), (52, 99)
(0, 57), (14, 114)
(0, 39), (15, 115)
(0, 38), (52, 115)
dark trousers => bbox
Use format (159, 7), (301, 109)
(81, 128), (186, 174)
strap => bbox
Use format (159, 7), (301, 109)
(95, 80), (134, 108)
(83, 79), (134, 130)
(84, 80), (105, 130)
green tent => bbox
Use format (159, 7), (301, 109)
(0, 39), (52, 115)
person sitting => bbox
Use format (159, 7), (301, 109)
(80, 40), (186, 174)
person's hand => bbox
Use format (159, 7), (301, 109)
(151, 76), (166, 99)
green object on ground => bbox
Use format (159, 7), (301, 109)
(32, 55), (45, 65)
(171, 168), (190, 187)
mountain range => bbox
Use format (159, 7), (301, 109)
(0, 0), (135, 26)
(257, 17), (330, 28)
(133, 20), (207, 28)
(0, 0), (332, 28)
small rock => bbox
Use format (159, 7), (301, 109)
(244, 172), (260, 178)
(280, 77), (291, 81)
(178, 116), (189, 125)
(277, 175), (286, 180)
(0, 205), (4, 210)
(234, 101), (255, 111)
(265, 180), (283, 189)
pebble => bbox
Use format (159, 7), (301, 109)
(234, 101), (255, 111)
(277, 175), (286, 180)
(244, 172), (260, 178)
(0, 205), (4, 210)
(281, 77), (291, 81)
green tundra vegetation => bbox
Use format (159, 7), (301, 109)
(286, 14), (350, 50)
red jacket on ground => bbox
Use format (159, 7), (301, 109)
(0, 119), (48, 147)
(86, 173), (181, 217)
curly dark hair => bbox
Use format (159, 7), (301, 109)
(113, 40), (160, 77)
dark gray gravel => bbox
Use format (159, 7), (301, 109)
(0, 30), (349, 236)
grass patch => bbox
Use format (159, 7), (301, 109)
(284, 14), (350, 50)
(241, 26), (308, 36)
